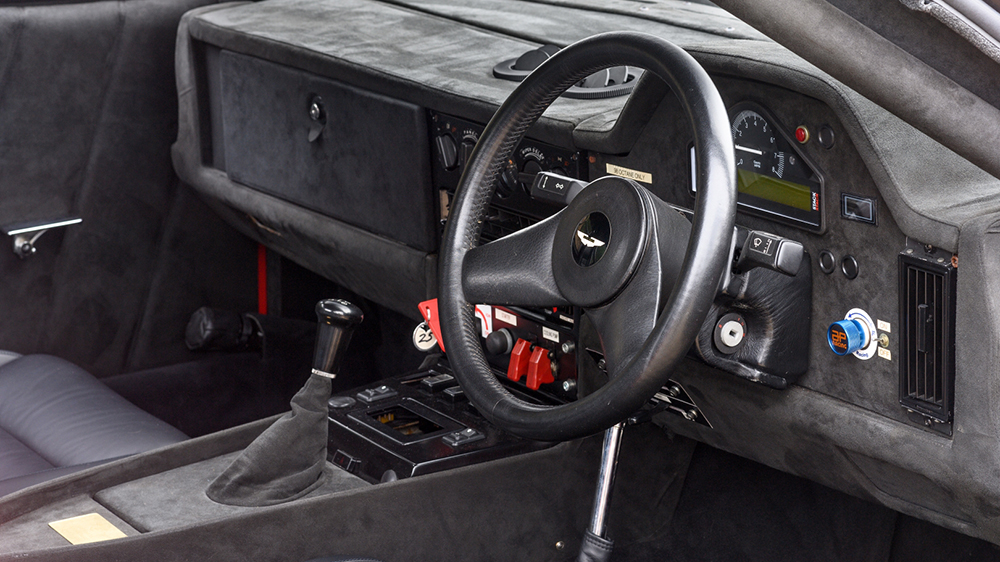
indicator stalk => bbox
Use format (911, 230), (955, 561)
(733, 230), (804, 276)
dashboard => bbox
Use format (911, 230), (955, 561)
(171, 0), (1000, 545)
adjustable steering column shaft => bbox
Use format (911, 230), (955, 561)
(577, 421), (625, 562)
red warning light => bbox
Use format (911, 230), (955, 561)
(795, 126), (810, 144)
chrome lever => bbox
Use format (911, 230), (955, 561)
(576, 421), (625, 562)
(2, 217), (82, 259)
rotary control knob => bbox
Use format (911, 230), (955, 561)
(828, 318), (867, 356)
(459, 137), (477, 168)
(435, 134), (458, 170)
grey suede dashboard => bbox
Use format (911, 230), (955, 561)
(177, 0), (1000, 253)
(172, 0), (1000, 543)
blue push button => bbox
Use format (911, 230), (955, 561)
(828, 319), (867, 356)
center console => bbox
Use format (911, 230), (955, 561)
(325, 361), (556, 483)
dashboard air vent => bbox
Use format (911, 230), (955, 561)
(898, 253), (956, 423)
(493, 45), (642, 99)
(480, 206), (536, 243)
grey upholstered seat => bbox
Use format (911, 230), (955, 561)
(0, 352), (187, 496)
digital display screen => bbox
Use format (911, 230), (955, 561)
(737, 170), (814, 212)
(689, 144), (823, 231)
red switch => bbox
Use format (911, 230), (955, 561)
(507, 339), (532, 382)
(525, 347), (554, 390)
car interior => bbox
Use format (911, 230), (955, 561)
(2, 0), (1000, 560)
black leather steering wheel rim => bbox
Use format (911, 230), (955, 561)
(439, 31), (737, 441)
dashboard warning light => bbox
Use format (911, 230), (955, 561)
(795, 126), (810, 144)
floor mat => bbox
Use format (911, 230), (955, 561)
(613, 444), (898, 562)
(889, 513), (1000, 562)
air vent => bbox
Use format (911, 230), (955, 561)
(493, 45), (643, 99)
(480, 206), (536, 242)
(898, 253), (956, 423)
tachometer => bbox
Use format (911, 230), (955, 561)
(731, 109), (785, 179)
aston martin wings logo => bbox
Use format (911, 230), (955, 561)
(576, 230), (606, 248)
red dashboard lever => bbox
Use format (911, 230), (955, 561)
(526, 346), (554, 390)
(507, 338), (532, 382)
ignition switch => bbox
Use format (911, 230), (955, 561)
(713, 312), (747, 355)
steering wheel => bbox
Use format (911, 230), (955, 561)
(439, 32), (737, 441)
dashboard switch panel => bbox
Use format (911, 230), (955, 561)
(429, 111), (584, 225)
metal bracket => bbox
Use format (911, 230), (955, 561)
(1, 217), (82, 259)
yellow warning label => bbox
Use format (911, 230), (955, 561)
(606, 163), (652, 184)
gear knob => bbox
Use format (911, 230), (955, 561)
(312, 299), (364, 379)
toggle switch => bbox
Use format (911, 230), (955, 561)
(507, 338), (532, 382)
(525, 346), (555, 390)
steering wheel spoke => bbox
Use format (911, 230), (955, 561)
(585, 196), (693, 377)
(462, 213), (569, 308)
(584, 257), (663, 379)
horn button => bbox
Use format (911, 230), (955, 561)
(572, 212), (611, 267)
(552, 176), (650, 307)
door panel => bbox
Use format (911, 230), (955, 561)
(0, 0), (257, 376)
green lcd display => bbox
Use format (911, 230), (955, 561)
(737, 170), (813, 212)
(689, 143), (823, 231)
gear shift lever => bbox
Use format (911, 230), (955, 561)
(207, 299), (364, 507)
(311, 299), (364, 379)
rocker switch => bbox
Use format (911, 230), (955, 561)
(420, 373), (457, 392)
(356, 385), (398, 404)
(442, 427), (485, 447)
